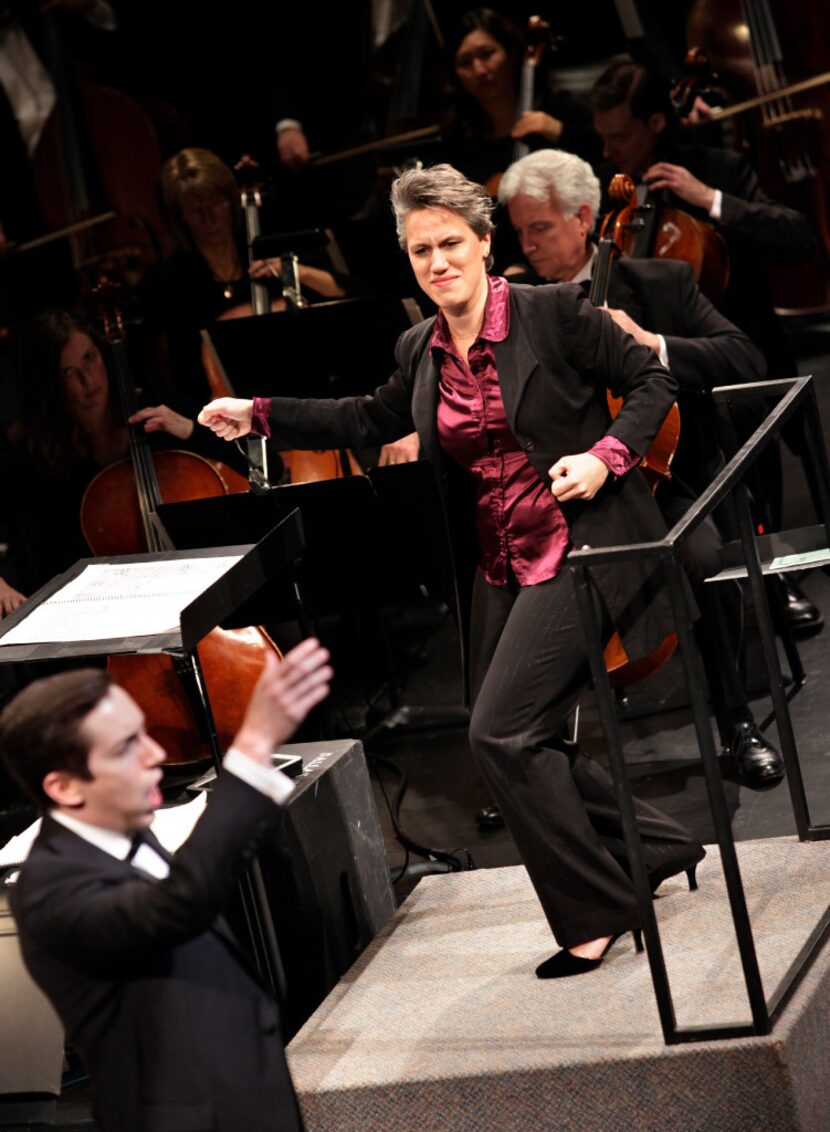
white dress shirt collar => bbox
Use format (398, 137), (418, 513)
(50, 809), (132, 860)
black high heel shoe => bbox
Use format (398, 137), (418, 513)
(648, 843), (705, 895)
(535, 928), (644, 979)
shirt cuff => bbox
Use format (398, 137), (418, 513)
(251, 397), (272, 438)
(223, 747), (295, 805)
(276, 118), (303, 135)
(655, 334), (669, 368)
(589, 435), (639, 478)
(708, 189), (723, 221)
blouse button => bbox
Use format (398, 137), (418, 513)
(524, 441), (534, 453)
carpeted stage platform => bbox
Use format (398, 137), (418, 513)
(288, 837), (830, 1132)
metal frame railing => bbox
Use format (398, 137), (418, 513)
(568, 376), (830, 1044)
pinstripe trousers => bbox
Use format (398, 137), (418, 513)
(468, 567), (699, 949)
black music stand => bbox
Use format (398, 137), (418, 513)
(202, 292), (423, 402)
(0, 511), (304, 998)
(198, 292), (465, 726)
(158, 477), (393, 618)
(159, 467), (468, 737)
(252, 228), (329, 262)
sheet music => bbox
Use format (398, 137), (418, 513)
(0, 557), (242, 645)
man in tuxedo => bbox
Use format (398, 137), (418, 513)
(493, 147), (784, 796)
(0, 639), (332, 1132)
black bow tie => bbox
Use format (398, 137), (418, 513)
(127, 829), (174, 865)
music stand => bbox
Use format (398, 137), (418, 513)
(0, 511), (304, 997)
(203, 293), (422, 402)
(252, 228), (329, 262)
(202, 295), (469, 741)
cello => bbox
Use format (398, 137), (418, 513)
(82, 282), (282, 765)
(593, 173), (681, 496)
(590, 175), (680, 686)
(485, 15), (556, 196)
(616, 161), (730, 306)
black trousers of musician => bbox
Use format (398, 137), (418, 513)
(468, 569), (699, 950)
(659, 486), (754, 744)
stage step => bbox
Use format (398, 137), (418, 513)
(287, 837), (830, 1131)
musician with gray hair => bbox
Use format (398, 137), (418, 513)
(495, 147), (782, 791)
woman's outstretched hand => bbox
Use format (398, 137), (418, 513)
(198, 398), (255, 440)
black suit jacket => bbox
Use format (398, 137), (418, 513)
(599, 141), (814, 375)
(11, 774), (302, 1132)
(264, 281), (678, 684)
(608, 257), (766, 496)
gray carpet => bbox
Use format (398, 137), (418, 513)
(288, 837), (830, 1131)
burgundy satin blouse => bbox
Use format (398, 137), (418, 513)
(432, 276), (636, 587)
(251, 276), (637, 589)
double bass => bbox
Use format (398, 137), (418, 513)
(685, 0), (830, 314)
(82, 284), (281, 765)
(31, 4), (170, 283)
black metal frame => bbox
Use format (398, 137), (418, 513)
(569, 376), (830, 1044)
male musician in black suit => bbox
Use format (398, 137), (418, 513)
(589, 60), (822, 633)
(0, 639), (332, 1132)
(495, 147), (784, 795)
(589, 60), (815, 377)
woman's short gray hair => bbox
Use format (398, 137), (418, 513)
(497, 150), (601, 221)
(390, 163), (495, 252)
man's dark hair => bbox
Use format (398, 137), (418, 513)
(0, 669), (112, 809)
(590, 61), (674, 123)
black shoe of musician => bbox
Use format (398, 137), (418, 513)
(727, 722), (785, 788)
(782, 577), (823, 637)
(475, 802), (506, 829)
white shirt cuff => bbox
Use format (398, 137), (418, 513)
(276, 118), (303, 135)
(708, 189), (723, 221)
(223, 747), (295, 805)
(656, 334), (669, 368)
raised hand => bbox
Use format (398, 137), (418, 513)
(233, 640), (332, 765)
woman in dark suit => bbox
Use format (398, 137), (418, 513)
(198, 164), (704, 979)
